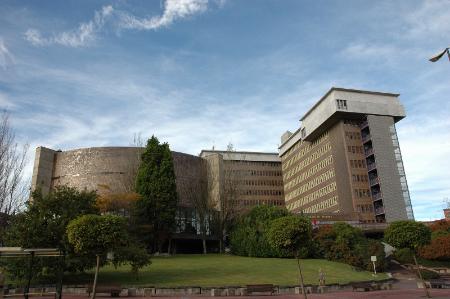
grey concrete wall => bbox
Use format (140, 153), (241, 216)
(300, 88), (405, 141)
(31, 146), (205, 208)
(52, 147), (143, 194)
(31, 147), (56, 197)
(367, 115), (408, 222)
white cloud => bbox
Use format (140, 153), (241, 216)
(25, 0), (214, 47)
(25, 5), (113, 47)
(118, 0), (208, 30)
(404, 0), (450, 40)
(0, 92), (16, 109)
(0, 38), (14, 69)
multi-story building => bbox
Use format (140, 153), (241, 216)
(31, 147), (285, 251)
(279, 87), (414, 223)
(199, 150), (285, 209)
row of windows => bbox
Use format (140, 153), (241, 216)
(352, 174), (368, 183)
(284, 155), (334, 191)
(356, 204), (374, 213)
(345, 131), (361, 140)
(354, 188), (371, 198)
(303, 196), (339, 213)
(241, 199), (284, 207)
(287, 182), (337, 208)
(240, 189), (283, 196)
(225, 169), (282, 177)
(229, 161), (280, 167)
(283, 143), (332, 181)
(250, 170), (281, 176)
(350, 159), (366, 168)
(285, 169), (335, 201)
(347, 146), (364, 154)
(242, 180), (283, 187)
(282, 132), (329, 170)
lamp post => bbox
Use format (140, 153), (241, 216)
(429, 47), (450, 62)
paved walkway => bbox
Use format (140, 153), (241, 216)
(50, 289), (450, 299)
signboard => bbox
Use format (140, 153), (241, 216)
(371, 255), (377, 262)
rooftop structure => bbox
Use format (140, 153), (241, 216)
(279, 87), (413, 223)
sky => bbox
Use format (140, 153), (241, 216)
(0, 0), (449, 221)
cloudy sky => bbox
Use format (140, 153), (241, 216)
(0, 0), (449, 220)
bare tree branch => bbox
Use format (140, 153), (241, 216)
(0, 111), (29, 215)
(213, 142), (245, 252)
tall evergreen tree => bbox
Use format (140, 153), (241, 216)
(134, 136), (178, 252)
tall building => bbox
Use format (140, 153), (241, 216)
(199, 150), (285, 209)
(279, 87), (414, 223)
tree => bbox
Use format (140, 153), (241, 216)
(134, 136), (178, 252)
(230, 205), (290, 257)
(0, 111), (29, 215)
(385, 220), (432, 298)
(267, 215), (312, 299)
(183, 170), (214, 254)
(67, 214), (150, 299)
(215, 142), (244, 252)
(2, 186), (99, 279)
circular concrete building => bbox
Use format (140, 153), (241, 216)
(31, 146), (205, 207)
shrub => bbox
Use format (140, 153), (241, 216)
(419, 234), (450, 260)
(428, 220), (450, 233)
(431, 229), (449, 240)
(385, 221), (431, 252)
(230, 205), (291, 257)
(266, 215), (312, 254)
(313, 222), (386, 271)
(419, 269), (440, 280)
(393, 248), (414, 264)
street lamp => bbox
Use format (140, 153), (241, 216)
(429, 47), (450, 62)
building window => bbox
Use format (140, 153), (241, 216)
(336, 99), (348, 110)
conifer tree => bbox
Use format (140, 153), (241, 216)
(134, 136), (178, 252)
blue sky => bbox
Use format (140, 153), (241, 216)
(0, 0), (449, 220)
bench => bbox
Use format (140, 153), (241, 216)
(87, 285), (121, 297)
(351, 282), (373, 292)
(429, 279), (450, 289)
(245, 284), (277, 295)
(3, 292), (57, 299)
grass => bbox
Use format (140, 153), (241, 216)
(62, 254), (387, 287)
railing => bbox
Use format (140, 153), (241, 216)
(365, 148), (374, 156)
(362, 134), (371, 143)
(372, 193), (382, 201)
(360, 121), (369, 129)
(367, 162), (377, 172)
(369, 177), (379, 186)
(375, 207), (385, 215)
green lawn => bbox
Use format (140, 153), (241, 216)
(63, 254), (387, 287)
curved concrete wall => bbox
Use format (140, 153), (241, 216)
(32, 146), (205, 207)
